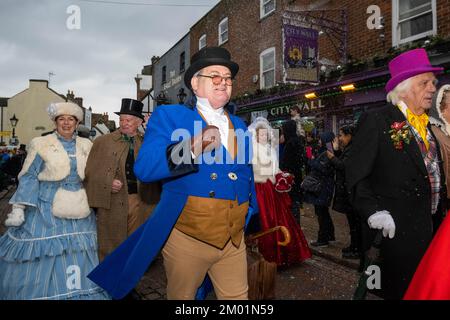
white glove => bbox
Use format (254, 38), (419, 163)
(367, 210), (396, 239)
(4, 204), (26, 227)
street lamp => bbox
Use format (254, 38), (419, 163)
(156, 91), (168, 106)
(9, 114), (18, 146)
(177, 88), (187, 105)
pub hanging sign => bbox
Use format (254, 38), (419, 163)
(283, 25), (319, 83)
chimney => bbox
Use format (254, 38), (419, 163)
(151, 55), (160, 65)
(74, 97), (83, 108)
(135, 74), (142, 100)
(66, 90), (75, 101)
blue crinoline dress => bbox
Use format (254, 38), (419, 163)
(0, 134), (110, 300)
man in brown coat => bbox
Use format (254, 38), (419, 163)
(84, 98), (160, 261)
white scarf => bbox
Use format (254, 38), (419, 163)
(252, 141), (280, 183)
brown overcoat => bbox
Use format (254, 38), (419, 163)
(84, 130), (161, 261)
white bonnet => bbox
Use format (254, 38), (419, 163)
(47, 102), (83, 121)
(248, 117), (276, 143)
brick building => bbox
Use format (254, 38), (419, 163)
(188, 0), (450, 131)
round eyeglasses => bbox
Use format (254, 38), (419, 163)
(197, 74), (233, 86)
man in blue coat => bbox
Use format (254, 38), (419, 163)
(88, 47), (258, 300)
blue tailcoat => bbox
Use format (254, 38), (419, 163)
(88, 104), (258, 299)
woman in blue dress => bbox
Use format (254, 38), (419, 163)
(0, 102), (109, 300)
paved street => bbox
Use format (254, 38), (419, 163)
(0, 186), (379, 300)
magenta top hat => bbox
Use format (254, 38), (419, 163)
(385, 48), (444, 92)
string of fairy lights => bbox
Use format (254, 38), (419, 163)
(236, 68), (450, 115)
(235, 81), (387, 115)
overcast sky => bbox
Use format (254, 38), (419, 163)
(0, 0), (220, 124)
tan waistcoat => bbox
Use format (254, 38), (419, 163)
(175, 196), (249, 249)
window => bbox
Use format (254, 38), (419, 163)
(218, 17), (228, 45)
(392, 0), (436, 46)
(260, 47), (275, 89)
(180, 51), (186, 73)
(199, 34), (206, 50)
(161, 66), (166, 84)
(260, 0), (276, 19)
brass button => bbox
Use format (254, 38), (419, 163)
(209, 191), (215, 198)
(229, 222), (234, 227)
(228, 172), (238, 181)
(210, 173), (218, 180)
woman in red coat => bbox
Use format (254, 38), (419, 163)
(249, 117), (311, 266)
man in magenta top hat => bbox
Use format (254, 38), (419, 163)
(345, 48), (447, 299)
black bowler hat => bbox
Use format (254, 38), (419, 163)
(115, 98), (144, 120)
(184, 47), (239, 90)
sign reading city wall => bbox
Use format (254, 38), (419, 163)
(283, 25), (319, 83)
(269, 100), (325, 117)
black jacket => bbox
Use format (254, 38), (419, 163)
(280, 120), (306, 194)
(303, 149), (335, 207)
(1, 154), (25, 177)
(346, 104), (447, 299)
(330, 145), (353, 214)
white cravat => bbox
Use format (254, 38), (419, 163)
(397, 101), (409, 118)
(196, 97), (229, 152)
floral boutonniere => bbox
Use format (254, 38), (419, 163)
(389, 121), (411, 150)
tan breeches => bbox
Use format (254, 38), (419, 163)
(162, 228), (248, 300)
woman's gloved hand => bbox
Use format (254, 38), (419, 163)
(4, 203), (26, 227)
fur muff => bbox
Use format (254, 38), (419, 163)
(52, 188), (91, 219)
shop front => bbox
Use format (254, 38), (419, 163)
(236, 81), (388, 135)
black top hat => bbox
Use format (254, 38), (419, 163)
(115, 98), (144, 120)
(184, 47), (239, 90)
